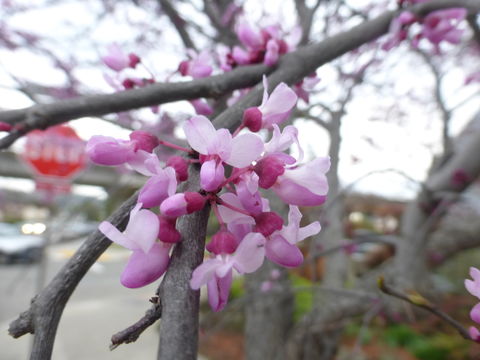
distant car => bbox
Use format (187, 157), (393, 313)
(0, 223), (45, 264)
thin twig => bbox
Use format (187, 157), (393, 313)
(378, 276), (472, 340)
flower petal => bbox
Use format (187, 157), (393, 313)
(207, 271), (233, 312)
(190, 258), (224, 289)
(233, 232), (266, 273)
(183, 115), (216, 154)
(98, 221), (138, 250)
(123, 207), (160, 253)
(226, 133), (264, 168)
(120, 242), (171, 288)
(265, 234), (303, 267)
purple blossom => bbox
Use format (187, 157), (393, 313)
(98, 203), (170, 288)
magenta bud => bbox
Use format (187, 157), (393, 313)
(0, 122), (12, 132)
(128, 53), (141, 68)
(254, 211), (284, 237)
(158, 216), (181, 243)
(129, 130), (159, 153)
(160, 193), (188, 218)
(206, 231), (237, 255)
(242, 107), (263, 132)
(122, 78), (135, 89)
(166, 156), (189, 182)
(178, 60), (189, 76)
(185, 192), (206, 214)
(254, 155), (285, 189)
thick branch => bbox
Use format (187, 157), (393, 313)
(157, 166), (211, 359)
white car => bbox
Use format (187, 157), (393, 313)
(0, 223), (45, 264)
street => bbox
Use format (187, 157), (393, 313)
(0, 241), (167, 360)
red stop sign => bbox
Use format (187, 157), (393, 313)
(22, 125), (86, 179)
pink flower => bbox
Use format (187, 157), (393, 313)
(382, 11), (416, 51)
(469, 326), (480, 342)
(190, 232), (266, 311)
(178, 50), (212, 78)
(86, 131), (159, 175)
(184, 115), (264, 191)
(465, 72), (480, 85)
(160, 192), (206, 218)
(0, 121), (12, 132)
(99, 203), (170, 288)
(265, 206), (320, 267)
(272, 157), (330, 206)
(421, 8), (467, 47)
(190, 99), (214, 116)
(102, 43), (140, 72)
(243, 76), (298, 131)
(138, 165), (177, 208)
(466, 267), (480, 299)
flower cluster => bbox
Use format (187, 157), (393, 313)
(87, 78), (330, 311)
(383, 7), (467, 53)
(465, 267), (480, 342)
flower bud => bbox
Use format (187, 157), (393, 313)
(242, 107), (263, 132)
(206, 231), (237, 254)
(166, 156), (189, 182)
(254, 155), (285, 189)
(128, 53), (141, 68)
(0, 122), (12, 132)
(158, 216), (181, 243)
(254, 211), (283, 237)
(160, 192), (206, 218)
(129, 130), (159, 153)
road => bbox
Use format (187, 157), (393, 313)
(0, 240), (206, 360)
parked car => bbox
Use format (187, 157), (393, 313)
(0, 223), (45, 264)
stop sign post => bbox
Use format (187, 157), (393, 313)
(21, 125), (87, 196)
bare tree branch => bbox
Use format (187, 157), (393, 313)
(158, 0), (197, 50)
(378, 277), (472, 341)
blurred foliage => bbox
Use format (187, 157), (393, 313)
(290, 273), (314, 322)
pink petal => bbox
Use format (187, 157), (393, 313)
(139, 171), (177, 208)
(200, 159), (225, 192)
(160, 193), (188, 218)
(208, 128), (232, 160)
(260, 82), (298, 117)
(264, 39), (279, 66)
(207, 271), (233, 312)
(86, 136), (131, 165)
(471, 303), (480, 324)
(232, 232), (266, 273)
(232, 46), (250, 65)
(282, 157), (330, 196)
(218, 193), (255, 225)
(190, 257), (224, 289)
(98, 221), (138, 250)
(123, 206), (160, 253)
(272, 177), (327, 206)
(469, 326), (480, 342)
(265, 234), (303, 267)
(190, 99), (214, 116)
(120, 242), (171, 288)
(226, 133), (264, 168)
(237, 23), (263, 50)
(183, 115), (216, 154)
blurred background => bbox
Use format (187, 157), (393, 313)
(1, 0), (480, 359)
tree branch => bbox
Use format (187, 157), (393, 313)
(378, 277), (472, 341)
(158, 0), (197, 50)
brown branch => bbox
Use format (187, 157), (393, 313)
(0, 63), (270, 149)
(158, 0), (197, 50)
(378, 277), (472, 341)
(110, 299), (162, 350)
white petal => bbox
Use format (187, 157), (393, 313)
(226, 133), (264, 168)
(183, 115), (216, 154)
